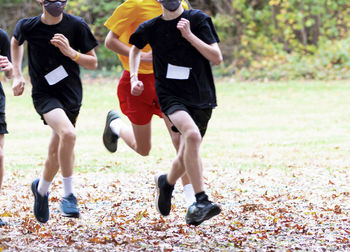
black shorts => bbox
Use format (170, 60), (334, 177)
(0, 83), (7, 134)
(32, 94), (80, 126)
(165, 104), (212, 137)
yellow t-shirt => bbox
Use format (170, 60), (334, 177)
(104, 0), (189, 74)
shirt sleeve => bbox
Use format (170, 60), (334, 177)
(193, 11), (220, 45)
(129, 22), (149, 50)
(13, 19), (26, 46)
(0, 29), (11, 60)
(77, 19), (99, 54)
(104, 0), (138, 36)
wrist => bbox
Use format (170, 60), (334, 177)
(13, 71), (23, 79)
(186, 33), (196, 44)
(72, 51), (80, 61)
(130, 72), (138, 79)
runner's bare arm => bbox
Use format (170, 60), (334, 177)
(10, 37), (25, 96)
(50, 33), (98, 70)
(105, 31), (152, 62)
(177, 18), (222, 65)
(129, 45), (144, 96)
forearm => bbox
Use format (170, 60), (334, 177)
(129, 46), (142, 77)
(105, 31), (130, 56)
(105, 31), (152, 62)
(186, 35), (223, 65)
(70, 49), (98, 70)
(10, 37), (24, 77)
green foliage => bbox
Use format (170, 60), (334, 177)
(66, 0), (122, 70)
(1, 0), (350, 79)
(211, 0), (350, 80)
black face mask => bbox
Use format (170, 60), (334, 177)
(159, 0), (181, 12)
(44, 0), (67, 17)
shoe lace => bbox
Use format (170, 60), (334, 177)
(63, 195), (77, 208)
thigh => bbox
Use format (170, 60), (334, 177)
(43, 108), (75, 135)
(168, 110), (200, 137)
(131, 122), (152, 149)
(0, 134), (4, 150)
(163, 113), (180, 151)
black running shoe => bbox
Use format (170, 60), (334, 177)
(154, 174), (174, 216)
(186, 200), (221, 226)
(31, 179), (50, 223)
(60, 194), (80, 218)
(0, 218), (6, 226)
(103, 110), (120, 153)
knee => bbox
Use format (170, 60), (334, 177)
(136, 145), (151, 156)
(184, 129), (201, 145)
(61, 129), (76, 144)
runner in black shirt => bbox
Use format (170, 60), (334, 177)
(129, 0), (223, 226)
(11, 0), (98, 223)
(0, 28), (13, 227)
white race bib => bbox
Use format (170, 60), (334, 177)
(166, 64), (191, 80)
(44, 65), (68, 85)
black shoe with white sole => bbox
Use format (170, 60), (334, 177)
(103, 110), (120, 153)
(154, 174), (174, 216)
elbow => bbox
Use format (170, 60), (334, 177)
(105, 38), (112, 50)
(87, 58), (98, 70)
(91, 60), (98, 70)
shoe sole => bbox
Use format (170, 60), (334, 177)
(59, 205), (80, 218)
(187, 205), (221, 226)
(154, 174), (162, 215)
(102, 111), (119, 153)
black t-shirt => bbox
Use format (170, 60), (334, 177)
(129, 9), (220, 112)
(0, 29), (11, 60)
(0, 28), (11, 88)
(13, 13), (98, 108)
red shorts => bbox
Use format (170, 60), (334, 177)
(117, 70), (162, 125)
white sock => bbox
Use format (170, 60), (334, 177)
(183, 184), (196, 207)
(110, 118), (123, 136)
(38, 177), (52, 196)
(62, 176), (74, 198)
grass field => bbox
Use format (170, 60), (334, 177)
(3, 78), (350, 174)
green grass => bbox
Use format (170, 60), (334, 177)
(2, 77), (350, 175)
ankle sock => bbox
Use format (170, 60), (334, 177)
(38, 177), (51, 196)
(183, 184), (196, 207)
(195, 191), (209, 203)
(62, 176), (74, 197)
(110, 118), (122, 136)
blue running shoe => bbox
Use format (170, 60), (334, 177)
(60, 194), (80, 218)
